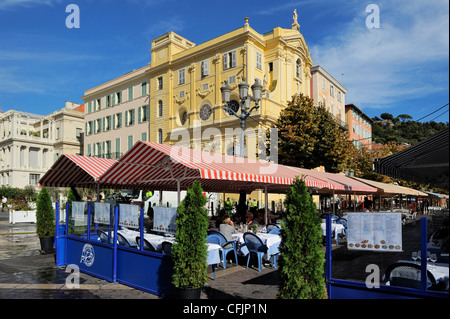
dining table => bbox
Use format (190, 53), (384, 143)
(320, 222), (345, 242)
(231, 231), (281, 260)
(117, 228), (222, 266)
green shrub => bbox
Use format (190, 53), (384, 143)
(277, 176), (326, 299)
(36, 187), (55, 238)
(172, 181), (209, 289)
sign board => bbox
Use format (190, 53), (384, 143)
(153, 207), (177, 233)
(94, 202), (111, 225)
(347, 213), (402, 252)
(119, 204), (139, 228)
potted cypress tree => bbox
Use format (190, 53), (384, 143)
(277, 176), (326, 299)
(172, 181), (209, 299)
(36, 187), (56, 254)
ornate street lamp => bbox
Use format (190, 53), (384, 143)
(221, 78), (262, 157)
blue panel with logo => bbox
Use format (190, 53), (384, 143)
(66, 238), (114, 282)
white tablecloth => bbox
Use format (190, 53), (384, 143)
(117, 229), (221, 265)
(321, 223), (345, 240)
(232, 232), (281, 258)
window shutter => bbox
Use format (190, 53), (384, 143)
(131, 109), (135, 125)
(138, 107), (142, 123)
(223, 53), (228, 70)
(145, 104), (150, 121)
(112, 94), (115, 106)
(231, 51), (236, 68)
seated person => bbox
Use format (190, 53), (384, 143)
(219, 215), (237, 249)
(245, 212), (259, 228)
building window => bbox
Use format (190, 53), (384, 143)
(223, 50), (236, 70)
(256, 52), (262, 70)
(141, 132), (147, 142)
(201, 60), (209, 77)
(338, 91), (342, 102)
(116, 91), (122, 104)
(157, 77), (163, 90)
(229, 75), (236, 84)
(29, 174), (40, 186)
(141, 82), (147, 96)
(179, 69), (185, 85)
(158, 100), (163, 117)
(139, 105), (149, 123)
(128, 135), (134, 150)
(180, 110), (188, 126)
(114, 112), (122, 129)
(125, 109), (135, 126)
(128, 87), (133, 101)
(158, 129), (163, 144)
(97, 99), (101, 110)
(322, 78), (326, 90)
(296, 59), (301, 78)
(106, 95), (111, 107)
(105, 116), (112, 131)
(115, 138), (120, 158)
(330, 85), (335, 97)
(96, 119), (102, 133)
(199, 104), (212, 121)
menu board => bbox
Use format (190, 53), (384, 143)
(94, 202), (111, 225)
(347, 213), (402, 252)
(153, 207), (177, 233)
(72, 201), (86, 222)
(119, 204), (139, 228)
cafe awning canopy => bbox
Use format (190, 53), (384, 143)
(39, 154), (116, 188)
(349, 176), (428, 197)
(374, 128), (449, 189)
(97, 141), (377, 194)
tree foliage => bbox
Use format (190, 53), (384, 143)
(172, 181), (209, 289)
(277, 177), (326, 299)
(372, 113), (448, 145)
(36, 187), (55, 238)
(273, 94), (354, 172)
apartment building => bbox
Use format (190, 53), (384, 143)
(345, 103), (373, 149)
(310, 65), (348, 131)
(82, 16), (315, 159)
(0, 102), (84, 188)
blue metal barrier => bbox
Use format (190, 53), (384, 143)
(326, 215), (448, 299)
(55, 202), (174, 297)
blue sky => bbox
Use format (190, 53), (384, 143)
(0, 0), (448, 122)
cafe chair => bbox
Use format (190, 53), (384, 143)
(243, 232), (272, 272)
(269, 227), (281, 235)
(97, 229), (110, 244)
(383, 262), (437, 290)
(266, 224), (279, 233)
(117, 232), (137, 248)
(207, 230), (238, 269)
(136, 236), (156, 252)
(162, 241), (173, 256)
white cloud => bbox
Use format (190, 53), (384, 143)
(310, 0), (449, 111)
(0, 0), (63, 10)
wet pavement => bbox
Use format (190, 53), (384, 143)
(0, 210), (446, 302)
(0, 211), (279, 300)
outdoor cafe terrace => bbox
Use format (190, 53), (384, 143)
(39, 141), (449, 299)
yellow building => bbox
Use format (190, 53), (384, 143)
(82, 15), (314, 207)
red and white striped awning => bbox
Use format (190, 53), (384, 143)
(39, 154), (116, 188)
(97, 141), (376, 193)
